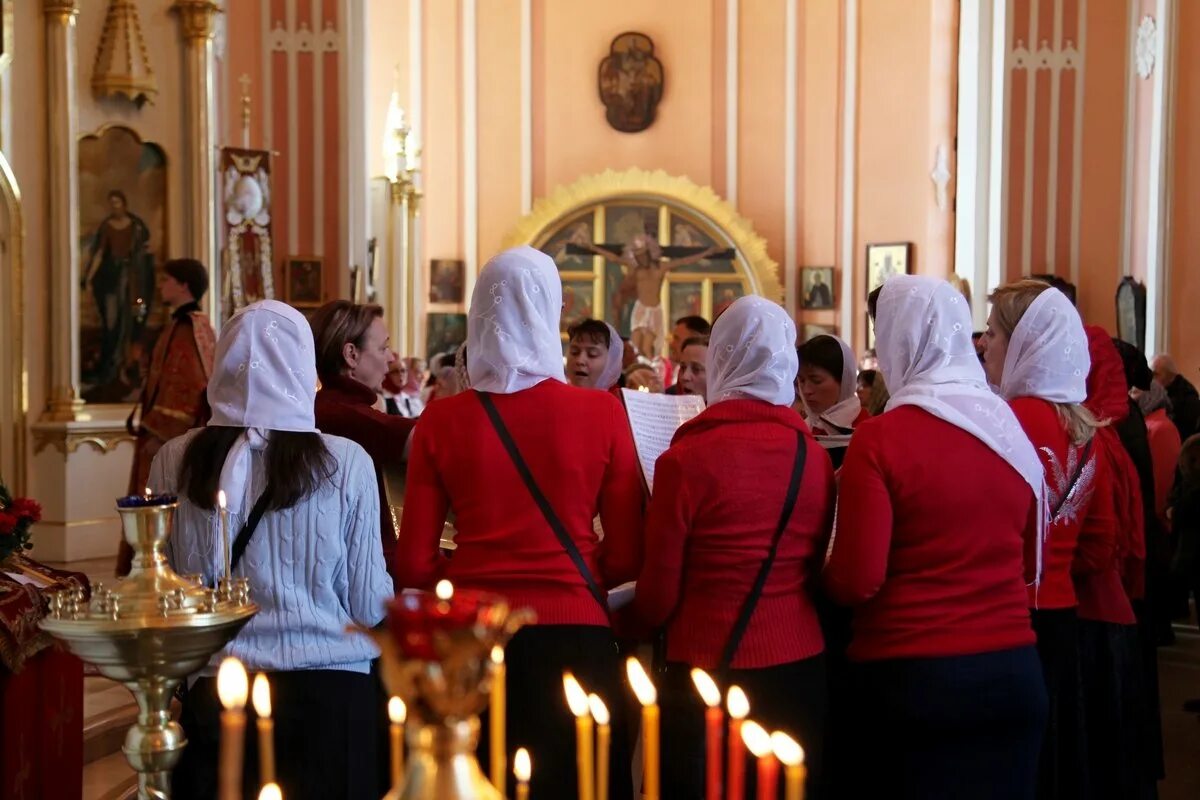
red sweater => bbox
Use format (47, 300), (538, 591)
(315, 374), (416, 576)
(824, 407), (1037, 662)
(396, 380), (645, 627)
(1009, 397), (1123, 616)
(632, 401), (835, 670)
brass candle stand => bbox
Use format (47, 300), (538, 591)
(40, 497), (257, 800)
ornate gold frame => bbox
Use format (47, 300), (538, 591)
(0, 150), (26, 493)
(501, 168), (782, 302)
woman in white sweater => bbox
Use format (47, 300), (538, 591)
(156, 300), (392, 800)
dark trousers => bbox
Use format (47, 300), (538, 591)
(840, 646), (1047, 800)
(659, 656), (827, 800)
(477, 624), (633, 800)
(1032, 607), (1088, 800)
(173, 669), (378, 800)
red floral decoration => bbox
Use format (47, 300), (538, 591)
(0, 480), (41, 562)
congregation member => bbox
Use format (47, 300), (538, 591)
(400, 356), (428, 416)
(309, 300), (416, 578)
(1151, 353), (1200, 439)
(117, 258), (215, 576)
(674, 335), (709, 399)
(982, 279), (1109, 800)
(667, 315), (711, 394)
(157, 301), (391, 800)
(826, 276), (1047, 799)
(397, 246), (645, 799)
(625, 361), (665, 393)
(633, 296), (835, 799)
(380, 360), (414, 416)
(566, 318), (624, 392)
(855, 369), (877, 412)
(796, 334), (867, 467)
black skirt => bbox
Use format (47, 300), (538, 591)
(1031, 607), (1089, 800)
(173, 669), (378, 800)
(658, 655), (827, 800)
(476, 624), (633, 800)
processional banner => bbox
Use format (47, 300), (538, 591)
(220, 148), (275, 317)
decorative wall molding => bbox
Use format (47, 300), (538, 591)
(1010, 38), (1079, 71)
(92, 0), (157, 106)
(1136, 15), (1157, 79)
(269, 19), (339, 52)
(32, 426), (134, 456)
(932, 144), (952, 211)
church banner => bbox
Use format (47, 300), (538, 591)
(220, 148), (275, 316)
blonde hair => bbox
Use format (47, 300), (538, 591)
(990, 279), (1100, 445)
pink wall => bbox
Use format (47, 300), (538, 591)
(1169, 3), (1200, 377)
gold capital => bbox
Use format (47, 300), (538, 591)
(43, 0), (79, 22)
(171, 0), (222, 41)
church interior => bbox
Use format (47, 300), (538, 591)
(3, 0), (1200, 798)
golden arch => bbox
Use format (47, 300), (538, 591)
(501, 168), (782, 305)
(0, 151), (26, 493)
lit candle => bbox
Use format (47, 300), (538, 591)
(218, 490), (231, 581)
(741, 722), (778, 800)
(217, 658), (249, 800)
(691, 669), (723, 800)
(513, 747), (531, 800)
(257, 783), (282, 800)
(771, 732), (806, 800)
(435, 579), (454, 601)
(251, 674), (275, 786)
(144, 486), (152, 499)
(489, 646), (506, 790)
(563, 673), (595, 800)
(726, 686), (750, 800)
(588, 694), (611, 800)
(388, 697), (406, 790)
(626, 657), (659, 800)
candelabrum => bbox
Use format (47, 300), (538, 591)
(40, 496), (257, 800)
(384, 107), (422, 357)
(363, 588), (534, 800)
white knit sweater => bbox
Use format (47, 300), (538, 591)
(151, 430), (392, 675)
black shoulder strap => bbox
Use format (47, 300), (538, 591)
(719, 430), (807, 677)
(230, 488), (274, 573)
(1050, 437), (1095, 522)
(477, 391), (609, 612)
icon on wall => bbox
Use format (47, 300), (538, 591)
(284, 256), (323, 308)
(802, 267), (835, 310)
(866, 243), (913, 295)
(598, 32), (664, 134)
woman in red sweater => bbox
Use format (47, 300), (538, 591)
(632, 295), (835, 799)
(397, 246), (644, 800)
(983, 280), (1104, 800)
(826, 276), (1047, 799)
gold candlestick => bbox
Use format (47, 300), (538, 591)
(489, 646), (506, 789)
(388, 697), (407, 791)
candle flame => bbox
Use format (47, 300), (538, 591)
(514, 748), (532, 782)
(690, 668), (721, 708)
(144, 486), (152, 498)
(388, 696), (407, 725)
(726, 685), (750, 720)
(625, 657), (657, 706)
(218, 489), (227, 510)
(563, 672), (590, 717)
(740, 720), (773, 758)
(257, 783), (282, 800)
(435, 580), (454, 601)
(770, 731), (805, 766)
(251, 673), (271, 718)
(588, 693), (610, 725)
(216, 657), (248, 711)
(491, 645), (504, 665)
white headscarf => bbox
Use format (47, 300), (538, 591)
(206, 300), (319, 513)
(998, 287), (1090, 403)
(595, 323), (624, 390)
(467, 246), (567, 394)
(707, 295), (798, 406)
(801, 334), (862, 430)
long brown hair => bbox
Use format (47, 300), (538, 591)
(309, 300), (384, 381)
(179, 427), (335, 511)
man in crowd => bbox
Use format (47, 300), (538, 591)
(1151, 353), (1200, 439)
(117, 259), (215, 575)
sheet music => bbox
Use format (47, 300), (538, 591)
(607, 581), (637, 610)
(814, 434), (853, 450)
(621, 389), (706, 491)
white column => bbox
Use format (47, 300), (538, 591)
(1146, 0), (1177, 355)
(42, 0), (84, 420)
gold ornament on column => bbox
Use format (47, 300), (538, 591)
(42, 0), (78, 24)
(383, 77), (422, 357)
(92, 0), (157, 106)
(171, 0), (221, 40)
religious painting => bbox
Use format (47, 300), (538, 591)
(284, 256), (323, 307)
(425, 313), (467, 363)
(598, 32), (664, 133)
(540, 212), (595, 272)
(866, 242), (913, 294)
(712, 282), (745, 320)
(668, 282), (703, 322)
(429, 259), (465, 305)
(802, 268), (835, 310)
(221, 147), (275, 315)
(78, 125), (167, 404)
(802, 324), (836, 343)
(1115, 277), (1147, 351)
(561, 281), (596, 334)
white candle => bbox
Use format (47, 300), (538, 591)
(218, 490), (231, 582)
(564, 673), (595, 800)
(513, 747), (531, 800)
(217, 658), (248, 800)
(251, 674), (275, 786)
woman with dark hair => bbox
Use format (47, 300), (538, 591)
(156, 300), (391, 800)
(397, 246), (644, 799)
(634, 296), (835, 799)
(855, 369), (877, 412)
(566, 318), (624, 392)
(797, 334), (866, 468)
(310, 300), (416, 579)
